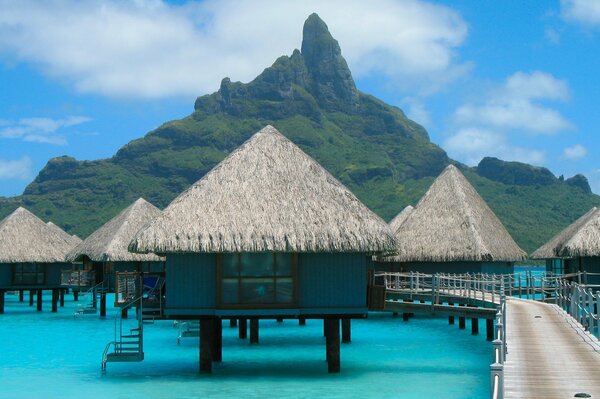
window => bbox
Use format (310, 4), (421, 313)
(219, 253), (296, 307)
(13, 263), (45, 285)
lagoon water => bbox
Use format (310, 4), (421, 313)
(0, 291), (490, 399)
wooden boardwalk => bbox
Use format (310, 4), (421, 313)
(504, 298), (600, 398)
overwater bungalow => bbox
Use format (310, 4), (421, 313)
(64, 198), (165, 316)
(373, 205), (413, 273)
(47, 221), (82, 247)
(531, 207), (600, 285)
(379, 165), (526, 274)
(128, 125), (395, 373)
(0, 207), (79, 313)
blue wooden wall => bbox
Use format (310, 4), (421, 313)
(165, 253), (216, 316)
(0, 262), (69, 289)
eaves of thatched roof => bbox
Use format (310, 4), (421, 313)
(47, 221), (82, 247)
(389, 205), (414, 233)
(67, 198), (164, 262)
(386, 165), (527, 263)
(0, 207), (77, 263)
(131, 125), (396, 254)
(531, 207), (600, 259)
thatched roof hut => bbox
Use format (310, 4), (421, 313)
(531, 207), (600, 259)
(389, 205), (414, 233)
(387, 165), (526, 262)
(47, 221), (82, 247)
(67, 198), (163, 262)
(131, 125), (395, 254)
(0, 207), (77, 263)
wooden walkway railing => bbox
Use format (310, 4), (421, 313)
(372, 270), (600, 399)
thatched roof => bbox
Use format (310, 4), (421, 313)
(67, 198), (164, 262)
(389, 206), (414, 233)
(531, 207), (600, 259)
(131, 125), (395, 254)
(47, 221), (82, 247)
(0, 207), (78, 263)
(386, 165), (527, 262)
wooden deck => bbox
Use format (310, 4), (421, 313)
(504, 298), (600, 398)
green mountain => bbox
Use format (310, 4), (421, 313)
(1, 13), (598, 255)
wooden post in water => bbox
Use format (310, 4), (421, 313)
(299, 317), (306, 325)
(212, 319), (222, 362)
(276, 317), (283, 323)
(73, 290), (79, 301)
(249, 319), (259, 344)
(59, 289), (65, 307)
(238, 319), (247, 339)
(121, 308), (128, 319)
(29, 290), (34, 306)
(325, 318), (340, 373)
(448, 302), (455, 324)
(342, 319), (351, 343)
(199, 319), (213, 374)
(458, 306), (466, 329)
(403, 312), (410, 321)
(471, 317), (479, 335)
(486, 318), (494, 341)
(229, 318), (237, 328)
(36, 289), (43, 311)
(100, 292), (106, 317)
(51, 289), (59, 313)
(0, 290), (5, 314)
(19, 290), (24, 302)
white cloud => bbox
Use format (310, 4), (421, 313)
(0, 0), (468, 99)
(0, 116), (91, 146)
(401, 97), (431, 127)
(444, 128), (545, 166)
(0, 156), (32, 180)
(562, 144), (587, 160)
(561, 0), (600, 26)
(454, 71), (572, 134)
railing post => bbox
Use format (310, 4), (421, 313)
(587, 289), (594, 332)
(490, 362), (503, 399)
(596, 291), (600, 339)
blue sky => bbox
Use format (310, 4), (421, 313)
(1, 0), (599, 196)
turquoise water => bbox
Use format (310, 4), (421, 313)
(0, 292), (490, 398)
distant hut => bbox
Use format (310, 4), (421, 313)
(65, 198), (165, 315)
(130, 125), (395, 373)
(381, 165), (526, 274)
(0, 207), (79, 313)
(373, 205), (413, 272)
(47, 221), (82, 248)
(531, 207), (600, 284)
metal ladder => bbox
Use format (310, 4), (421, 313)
(74, 281), (106, 317)
(101, 296), (144, 371)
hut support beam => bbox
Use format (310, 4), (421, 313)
(299, 317), (306, 326)
(458, 315), (466, 329)
(238, 319), (247, 339)
(0, 290), (5, 314)
(121, 308), (128, 319)
(471, 317), (479, 335)
(342, 319), (351, 343)
(199, 319), (213, 374)
(403, 313), (410, 321)
(59, 289), (65, 307)
(29, 290), (34, 306)
(486, 319), (494, 341)
(73, 291), (79, 301)
(229, 318), (237, 328)
(325, 318), (340, 373)
(51, 289), (58, 313)
(276, 318), (283, 323)
(100, 292), (106, 317)
(448, 302), (454, 324)
(19, 290), (24, 302)
(212, 319), (222, 362)
(36, 289), (42, 311)
(250, 319), (259, 344)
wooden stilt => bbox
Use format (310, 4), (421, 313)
(486, 319), (494, 341)
(229, 318), (237, 328)
(276, 317), (283, 323)
(238, 319), (247, 339)
(212, 319), (222, 362)
(100, 292), (106, 317)
(73, 291), (79, 301)
(325, 318), (340, 373)
(448, 302), (454, 324)
(121, 308), (128, 319)
(59, 289), (65, 307)
(36, 289), (42, 311)
(0, 290), (5, 314)
(471, 318), (479, 335)
(324, 319), (327, 337)
(392, 312), (398, 317)
(29, 290), (34, 306)
(51, 289), (59, 313)
(299, 317), (306, 325)
(342, 319), (351, 343)
(249, 319), (259, 344)
(200, 319), (213, 374)
(403, 313), (410, 321)
(458, 315), (466, 329)
(19, 290), (24, 302)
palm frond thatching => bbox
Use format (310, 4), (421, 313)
(67, 198), (164, 262)
(131, 125), (396, 254)
(389, 205), (414, 233)
(47, 221), (82, 247)
(386, 165), (527, 262)
(0, 207), (78, 263)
